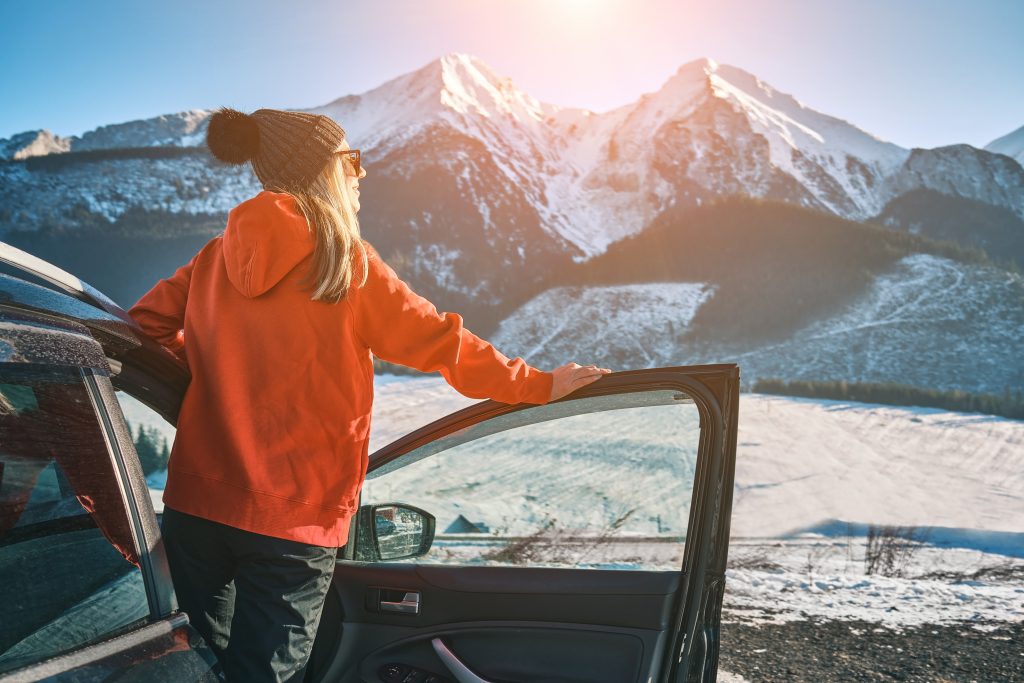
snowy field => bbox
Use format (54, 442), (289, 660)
(137, 373), (1024, 635)
(366, 374), (1024, 632)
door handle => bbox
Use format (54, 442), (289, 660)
(431, 638), (494, 683)
(380, 591), (420, 614)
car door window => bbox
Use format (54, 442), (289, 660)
(0, 365), (149, 674)
(360, 389), (701, 570)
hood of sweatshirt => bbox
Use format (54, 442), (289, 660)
(222, 191), (314, 298)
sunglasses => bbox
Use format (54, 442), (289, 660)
(337, 149), (361, 176)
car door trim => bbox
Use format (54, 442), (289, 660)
(431, 638), (493, 683)
(81, 368), (172, 618)
(0, 614), (189, 683)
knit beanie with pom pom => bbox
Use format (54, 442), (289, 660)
(205, 107), (346, 191)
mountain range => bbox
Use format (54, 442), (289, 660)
(1, 54), (1021, 394)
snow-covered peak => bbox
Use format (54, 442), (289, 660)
(629, 57), (716, 117)
(608, 56), (716, 118)
(436, 52), (552, 123)
(559, 56), (716, 169)
(675, 56), (719, 77)
(984, 124), (1024, 166)
(309, 53), (557, 152)
(0, 129), (71, 160)
(708, 63), (907, 171)
(0, 110), (213, 159)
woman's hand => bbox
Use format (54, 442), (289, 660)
(549, 362), (613, 401)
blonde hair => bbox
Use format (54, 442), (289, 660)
(284, 154), (368, 302)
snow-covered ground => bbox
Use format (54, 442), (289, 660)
(726, 539), (1023, 628)
(138, 373), (1024, 630)
(491, 282), (714, 368)
(369, 375), (1024, 630)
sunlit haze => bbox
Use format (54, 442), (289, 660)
(0, 0), (1021, 148)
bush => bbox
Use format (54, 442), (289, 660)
(482, 508), (638, 566)
(864, 525), (927, 578)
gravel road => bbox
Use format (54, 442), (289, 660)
(719, 617), (1022, 682)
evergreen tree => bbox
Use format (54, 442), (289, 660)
(132, 424), (170, 475)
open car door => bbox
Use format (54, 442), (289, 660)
(311, 365), (739, 683)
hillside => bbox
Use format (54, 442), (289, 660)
(874, 188), (1024, 270)
(557, 197), (988, 341)
(489, 199), (1022, 394)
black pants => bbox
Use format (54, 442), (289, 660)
(161, 507), (339, 683)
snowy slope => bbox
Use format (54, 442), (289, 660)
(985, 123), (1024, 166)
(717, 254), (1024, 393)
(491, 254), (1024, 395)
(0, 152), (257, 225)
(491, 282), (714, 367)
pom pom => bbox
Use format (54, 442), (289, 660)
(206, 107), (260, 164)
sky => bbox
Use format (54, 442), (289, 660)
(1, 0), (1021, 149)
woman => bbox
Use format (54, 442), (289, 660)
(128, 107), (610, 683)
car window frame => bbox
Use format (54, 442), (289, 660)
(82, 366), (174, 617)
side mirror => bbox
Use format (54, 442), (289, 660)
(354, 503), (435, 562)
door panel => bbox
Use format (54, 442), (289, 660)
(354, 626), (650, 683)
(312, 366), (739, 683)
(333, 564), (678, 629)
(322, 565), (675, 683)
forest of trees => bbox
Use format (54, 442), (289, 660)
(128, 423), (171, 476)
(752, 378), (1024, 420)
(567, 196), (991, 344)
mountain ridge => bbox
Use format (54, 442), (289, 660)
(4, 53), (1020, 252)
(1, 53), (1021, 388)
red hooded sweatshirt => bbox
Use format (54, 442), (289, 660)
(128, 191), (552, 546)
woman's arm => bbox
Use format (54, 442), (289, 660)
(347, 244), (555, 405)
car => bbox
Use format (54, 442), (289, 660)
(0, 241), (739, 683)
